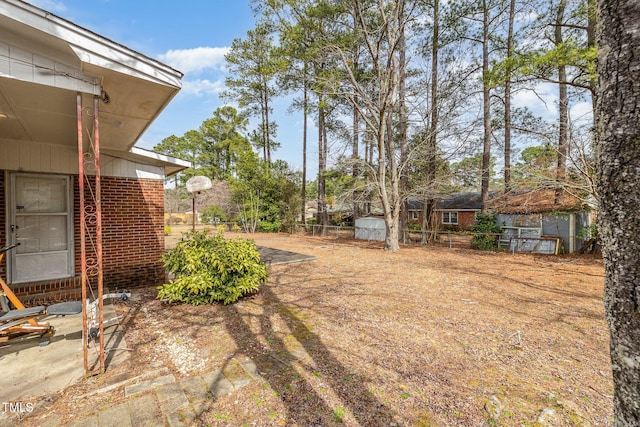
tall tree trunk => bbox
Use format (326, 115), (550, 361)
(352, 8), (360, 223)
(480, 0), (492, 211)
(379, 114), (400, 252)
(317, 94), (328, 235)
(365, 122), (373, 215)
(504, 0), (515, 194)
(555, 0), (568, 206)
(398, 7), (408, 244)
(260, 91), (267, 162)
(263, 77), (272, 167)
(596, 1), (640, 424)
(301, 71), (308, 228)
(321, 106), (329, 234)
(587, 0), (596, 112)
(353, 98), (360, 222)
(382, 0), (403, 253)
(422, 0), (439, 244)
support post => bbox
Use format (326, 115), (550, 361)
(93, 96), (104, 373)
(77, 94), (104, 375)
(77, 93), (88, 374)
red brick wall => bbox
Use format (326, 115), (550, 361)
(1, 172), (165, 303)
(74, 176), (165, 290)
(408, 210), (478, 231)
(433, 211), (478, 231)
(457, 212), (478, 230)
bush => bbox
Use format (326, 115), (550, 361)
(257, 221), (281, 233)
(201, 205), (228, 224)
(470, 213), (502, 251)
(330, 213), (345, 226)
(407, 223), (422, 232)
(164, 225), (172, 236)
(157, 230), (268, 305)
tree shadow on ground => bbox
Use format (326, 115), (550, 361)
(219, 282), (399, 426)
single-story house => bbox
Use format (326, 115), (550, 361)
(408, 192), (488, 231)
(0, 0), (189, 303)
(489, 189), (594, 254)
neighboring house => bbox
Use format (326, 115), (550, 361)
(490, 189), (593, 254)
(406, 190), (593, 254)
(0, 1), (189, 302)
(327, 204), (354, 225)
(408, 192), (485, 231)
(303, 201), (317, 222)
(309, 203), (358, 225)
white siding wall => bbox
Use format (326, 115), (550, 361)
(0, 140), (164, 179)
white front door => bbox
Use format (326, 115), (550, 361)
(9, 174), (73, 283)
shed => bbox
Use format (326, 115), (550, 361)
(490, 190), (593, 254)
(355, 217), (386, 241)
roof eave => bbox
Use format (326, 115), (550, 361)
(4, 0), (183, 87)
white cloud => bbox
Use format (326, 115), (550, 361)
(570, 101), (593, 127)
(513, 82), (559, 118)
(181, 79), (225, 96)
(158, 47), (229, 74)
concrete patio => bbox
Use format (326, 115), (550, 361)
(0, 301), (129, 405)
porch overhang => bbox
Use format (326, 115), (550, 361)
(103, 146), (191, 177)
(0, 0), (183, 156)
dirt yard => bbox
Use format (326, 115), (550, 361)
(24, 229), (613, 426)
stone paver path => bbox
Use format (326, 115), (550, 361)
(58, 358), (260, 427)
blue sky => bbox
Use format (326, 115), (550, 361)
(28, 0), (311, 174)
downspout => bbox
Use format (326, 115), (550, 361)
(93, 95), (104, 374)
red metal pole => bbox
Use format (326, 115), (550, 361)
(93, 96), (104, 373)
(77, 93), (88, 374)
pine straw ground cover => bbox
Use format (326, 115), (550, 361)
(25, 232), (612, 426)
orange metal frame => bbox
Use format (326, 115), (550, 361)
(77, 94), (105, 375)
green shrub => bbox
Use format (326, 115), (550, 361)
(201, 205), (228, 224)
(164, 225), (172, 236)
(158, 230), (268, 305)
(408, 222), (422, 232)
(330, 213), (345, 226)
(470, 213), (502, 251)
(257, 221), (281, 233)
